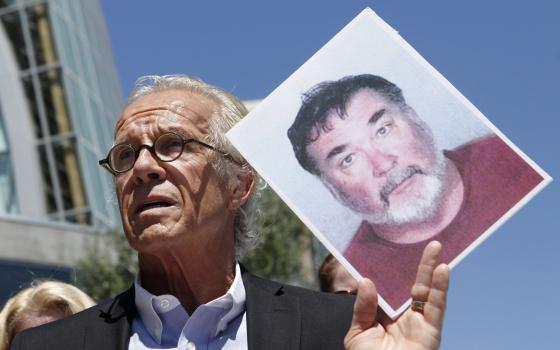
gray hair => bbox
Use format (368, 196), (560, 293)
(127, 75), (263, 256)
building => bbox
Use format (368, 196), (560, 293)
(0, 0), (122, 303)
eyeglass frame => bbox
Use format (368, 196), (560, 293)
(98, 131), (243, 175)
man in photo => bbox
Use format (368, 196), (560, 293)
(288, 74), (543, 308)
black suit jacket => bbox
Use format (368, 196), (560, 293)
(11, 270), (354, 349)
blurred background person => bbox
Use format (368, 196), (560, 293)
(318, 253), (358, 294)
(0, 280), (94, 350)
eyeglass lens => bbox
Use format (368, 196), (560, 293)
(109, 132), (185, 172)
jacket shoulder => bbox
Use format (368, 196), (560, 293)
(243, 271), (354, 349)
(244, 270), (354, 312)
(282, 283), (355, 330)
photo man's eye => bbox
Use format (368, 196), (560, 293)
(376, 123), (392, 136)
(340, 154), (355, 168)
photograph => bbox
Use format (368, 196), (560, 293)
(0, 1), (557, 348)
(226, 8), (551, 317)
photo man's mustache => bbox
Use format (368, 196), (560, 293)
(380, 166), (423, 205)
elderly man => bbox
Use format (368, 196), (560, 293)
(13, 75), (449, 350)
(288, 74), (543, 309)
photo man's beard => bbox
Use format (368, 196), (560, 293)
(332, 152), (447, 226)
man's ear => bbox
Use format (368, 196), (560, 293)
(229, 169), (255, 210)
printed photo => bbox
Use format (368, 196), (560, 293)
(226, 8), (551, 318)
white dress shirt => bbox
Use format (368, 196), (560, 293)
(128, 263), (247, 350)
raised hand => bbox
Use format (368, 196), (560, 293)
(344, 241), (449, 350)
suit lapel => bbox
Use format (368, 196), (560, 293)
(243, 270), (301, 350)
(84, 286), (136, 350)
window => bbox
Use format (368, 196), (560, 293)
(38, 68), (72, 135)
(0, 105), (18, 214)
(0, 10), (30, 70)
(26, 3), (57, 66)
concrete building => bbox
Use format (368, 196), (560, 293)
(0, 0), (121, 303)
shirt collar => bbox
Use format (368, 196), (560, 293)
(134, 261), (246, 343)
(134, 275), (182, 344)
(206, 262), (246, 336)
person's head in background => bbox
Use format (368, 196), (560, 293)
(0, 280), (95, 350)
(318, 253), (358, 295)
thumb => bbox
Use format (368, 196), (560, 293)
(349, 278), (378, 332)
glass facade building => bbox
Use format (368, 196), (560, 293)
(0, 0), (121, 228)
(0, 0), (122, 305)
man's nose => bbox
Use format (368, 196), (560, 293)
(132, 148), (166, 184)
(367, 148), (396, 177)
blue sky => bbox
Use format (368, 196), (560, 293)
(101, 1), (559, 348)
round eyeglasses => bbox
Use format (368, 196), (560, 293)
(99, 131), (242, 174)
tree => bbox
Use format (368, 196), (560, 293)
(241, 188), (318, 287)
(74, 229), (137, 302)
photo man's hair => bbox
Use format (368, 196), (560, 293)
(287, 74), (407, 175)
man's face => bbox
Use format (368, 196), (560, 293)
(306, 88), (445, 225)
(113, 90), (235, 253)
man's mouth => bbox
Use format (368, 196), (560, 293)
(136, 201), (173, 214)
(380, 166), (423, 204)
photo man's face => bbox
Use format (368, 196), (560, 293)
(305, 88), (446, 225)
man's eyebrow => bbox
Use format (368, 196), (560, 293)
(368, 108), (386, 125)
(326, 144), (346, 161)
(168, 127), (186, 135)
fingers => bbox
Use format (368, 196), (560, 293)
(349, 278), (378, 333)
(411, 241), (442, 302)
(424, 263), (449, 330)
(410, 241), (450, 330)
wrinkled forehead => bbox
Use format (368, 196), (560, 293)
(114, 89), (216, 140)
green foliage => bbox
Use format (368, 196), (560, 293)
(241, 188), (316, 286)
(74, 229), (137, 302)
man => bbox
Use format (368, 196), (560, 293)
(288, 74), (543, 309)
(13, 75), (449, 349)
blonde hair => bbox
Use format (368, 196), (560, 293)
(0, 280), (95, 350)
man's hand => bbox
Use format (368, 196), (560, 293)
(344, 241), (449, 350)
